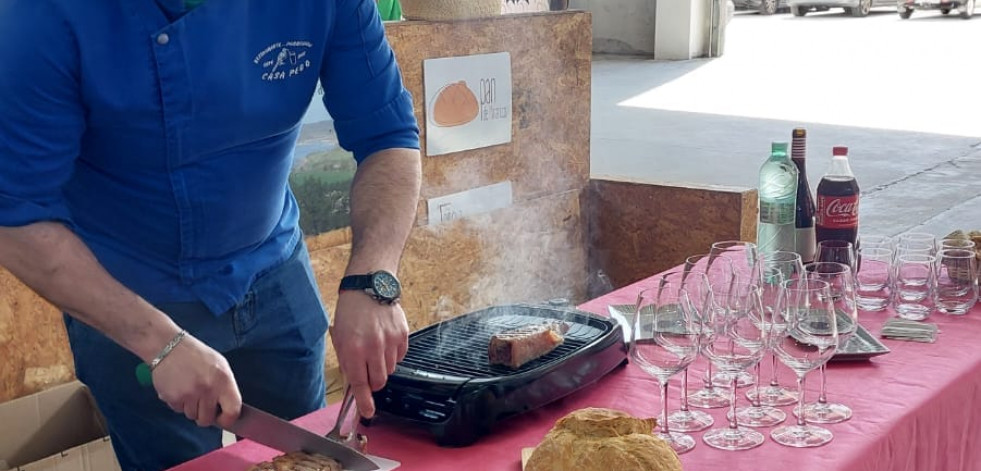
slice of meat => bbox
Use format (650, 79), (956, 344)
(247, 452), (342, 471)
(489, 321), (569, 369)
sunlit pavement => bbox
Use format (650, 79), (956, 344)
(591, 9), (980, 236)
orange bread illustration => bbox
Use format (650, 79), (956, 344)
(432, 81), (479, 127)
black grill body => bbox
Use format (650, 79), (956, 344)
(365, 304), (627, 447)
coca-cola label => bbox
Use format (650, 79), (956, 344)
(816, 195), (859, 229)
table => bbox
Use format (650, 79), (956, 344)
(171, 274), (981, 471)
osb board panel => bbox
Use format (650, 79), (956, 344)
(386, 11), (592, 204)
(0, 269), (75, 404)
(587, 177), (758, 291)
(309, 189), (588, 373)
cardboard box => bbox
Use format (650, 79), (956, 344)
(0, 381), (120, 471)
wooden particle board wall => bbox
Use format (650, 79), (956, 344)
(587, 177), (758, 291)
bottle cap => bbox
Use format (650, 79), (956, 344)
(792, 128), (806, 138)
(772, 142), (789, 153)
(833, 146), (849, 156)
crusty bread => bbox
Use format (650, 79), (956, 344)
(247, 451), (342, 471)
(525, 408), (683, 471)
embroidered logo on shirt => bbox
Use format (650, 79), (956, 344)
(253, 41), (313, 82)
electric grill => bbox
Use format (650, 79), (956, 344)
(366, 304), (627, 447)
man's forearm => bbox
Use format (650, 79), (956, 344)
(0, 222), (180, 363)
(345, 148), (422, 275)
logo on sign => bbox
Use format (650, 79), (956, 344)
(254, 41), (313, 82)
(817, 195), (859, 228)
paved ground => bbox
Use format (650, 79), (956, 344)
(591, 9), (981, 237)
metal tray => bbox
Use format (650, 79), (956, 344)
(608, 304), (889, 361)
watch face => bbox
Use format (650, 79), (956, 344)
(371, 271), (401, 300)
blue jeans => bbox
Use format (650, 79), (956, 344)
(65, 242), (329, 471)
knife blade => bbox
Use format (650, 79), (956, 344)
(225, 404), (379, 471)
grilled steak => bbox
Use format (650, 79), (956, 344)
(488, 321), (569, 369)
(247, 451), (342, 471)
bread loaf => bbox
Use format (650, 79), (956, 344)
(525, 408), (683, 471)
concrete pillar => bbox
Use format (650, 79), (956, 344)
(654, 0), (714, 60)
(569, 0), (657, 56)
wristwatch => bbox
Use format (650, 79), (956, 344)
(339, 270), (402, 304)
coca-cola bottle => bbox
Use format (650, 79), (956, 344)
(791, 128), (816, 263)
(816, 146), (860, 248)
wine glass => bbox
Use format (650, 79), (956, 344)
(660, 271), (715, 432)
(701, 282), (768, 450)
(631, 287), (702, 454)
(744, 251), (805, 413)
(817, 240), (856, 273)
(708, 241), (761, 389)
(798, 262), (858, 424)
(770, 279), (839, 448)
(683, 254), (734, 410)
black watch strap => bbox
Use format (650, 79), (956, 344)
(339, 274), (373, 291)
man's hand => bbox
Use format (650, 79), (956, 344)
(331, 291), (409, 418)
(152, 333), (243, 429)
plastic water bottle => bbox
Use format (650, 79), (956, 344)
(757, 141), (799, 255)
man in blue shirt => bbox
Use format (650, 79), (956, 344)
(0, 1), (421, 470)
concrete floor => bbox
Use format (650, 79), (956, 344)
(591, 9), (981, 237)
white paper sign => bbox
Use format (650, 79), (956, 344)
(423, 52), (512, 156)
(502, 0), (551, 14)
(427, 181), (513, 225)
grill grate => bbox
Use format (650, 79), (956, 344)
(400, 311), (607, 378)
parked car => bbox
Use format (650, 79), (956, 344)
(788, 0), (894, 16)
(898, 0), (975, 18)
(733, 0), (789, 15)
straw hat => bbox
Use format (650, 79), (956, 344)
(400, 0), (502, 20)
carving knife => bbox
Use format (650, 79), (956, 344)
(225, 404), (379, 471)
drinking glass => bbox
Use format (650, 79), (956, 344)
(895, 240), (936, 259)
(817, 240), (857, 273)
(701, 282), (768, 451)
(746, 251), (804, 409)
(631, 288), (702, 454)
(898, 232), (937, 250)
(855, 247), (893, 312)
(770, 279), (839, 448)
(895, 254), (937, 321)
(799, 262), (858, 424)
(708, 241), (761, 389)
(660, 271), (715, 432)
(941, 239), (976, 251)
(683, 254), (734, 410)
(935, 249), (978, 315)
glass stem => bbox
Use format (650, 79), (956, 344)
(796, 374), (807, 427)
(818, 363), (828, 404)
(706, 363), (715, 389)
(728, 372), (739, 431)
(769, 353), (780, 387)
(660, 381), (671, 435)
(752, 363), (762, 407)
(680, 369), (690, 412)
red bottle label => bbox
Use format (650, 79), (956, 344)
(816, 195), (859, 229)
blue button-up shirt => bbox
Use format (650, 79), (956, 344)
(0, 0), (419, 315)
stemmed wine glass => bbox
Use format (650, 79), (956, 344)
(701, 282), (769, 451)
(817, 240), (857, 272)
(661, 271), (715, 432)
(797, 262), (858, 424)
(771, 279), (839, 448)
(746, 251), (804, 408)
(683, 254), (734, 410)
(631, 287), (703, 454)
(708, 241), (761, 389)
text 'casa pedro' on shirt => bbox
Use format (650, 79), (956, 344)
(0, 0), (420, 315)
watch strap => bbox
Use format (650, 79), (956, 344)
(339, 274), (373, 291)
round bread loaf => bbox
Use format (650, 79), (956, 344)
(525, 408), (683, 471)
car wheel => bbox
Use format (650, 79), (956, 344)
(792, 5), (808, 15)
(940, 7), (952, 13)
(961, 0), (974, 18)
(899, 7), (913, 17)
(851, 0), (872, 16)
(759, 0), (778, 15)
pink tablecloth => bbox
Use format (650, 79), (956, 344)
(171, 275), (981, 471)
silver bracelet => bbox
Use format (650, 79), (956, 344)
(148, 330), (186, 372)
